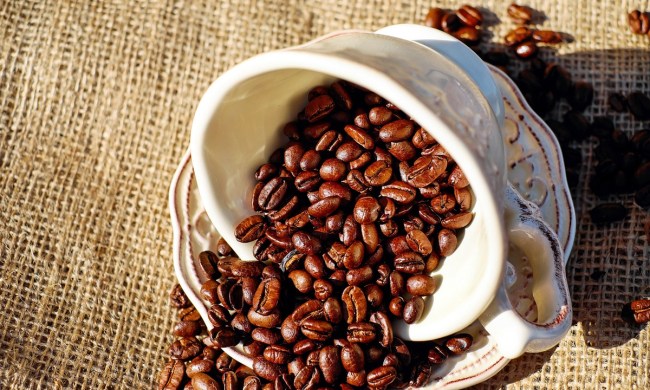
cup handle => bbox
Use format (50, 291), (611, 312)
(479, 184), (572, 359)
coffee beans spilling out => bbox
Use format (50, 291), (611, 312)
(425, 5), (483, 46)
(628, 10), (650, 35)
(503, 3), (564, 59)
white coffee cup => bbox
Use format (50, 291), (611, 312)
(190, 26), (572, 362)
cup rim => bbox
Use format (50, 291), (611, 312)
(190, 30), (506, 338)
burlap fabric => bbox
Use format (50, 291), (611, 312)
(1, 0), (649, 388)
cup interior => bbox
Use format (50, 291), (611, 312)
(192, 33), (505, 340)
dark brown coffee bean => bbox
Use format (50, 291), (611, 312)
(504, 26), (532, 47)
(376, 263), (391, 286)
(441, 11), (461, 32)
(590, 203), (628, 224)
(321, 297), (342, 324)
(265, 228), (292, 249)
(343, 240), (365, 269)
(294, 365), (321, 390)
(305, 94), (335, 123)
(454, 187), (472, 211)
(330, 81), (353, 111)
(366, 366), (397, 388)
(340, 343), (364, 372)
(282, 121), (301, 141)
(343, 124), (374, 150)
(307, 196), (341, 219)
(292, 231), (322, 255)
(255, 163), (279, 182)
(308, 85), (328, 100)
(431, 193), (456, 214)
(609, 92), (628, 113)
(326, 241), (346, 269)
(403, 296), (425, 324)
(388, 235), (410, 256)
(407, 155), (447, 188)
(346, 265), (373, 286)
(427, 343), (449, 364)
(389, 297), (405, 317)
(207, 304), (230, 328)
(380, 181), (417, 204)
(409, 360), (433, 388)
(353, 196), (381, 224)
(280, 316), (300, 343)
(544, 63), (573, 97)
(252, 277), (281, 315)
(319, 345), (342, 384)
(457, 4), (483, 27)
(425, 252), (441, 273)
(515, 41), (538, 59)
(406, 275), (437, 296)
(532, 30), (563, 44)
(170, 284), (191, 309)
(303, 121), (331, 140)
(222, 371), (238, 390)
(369, 311), (393, 348)
(347, 322), (377, 344)
(200, 280), (220, 306)
(359, 222), (379, 253)
(284, 143), (306, 176)
(342, 285), (367, 323)
(313, 278), (334, 301)
(389, 270), (405, 297)
(352, 110), (370, 129)
(344, 170), (371, 196)
(209, 328), (238, 348)
(403, 215), (425, 233)
(387, 140), (417, 161)
(379, 119), (416, 142)
(191, 373), (220, 390)
(292, 299), (325, 323)
(438, 228), (458, 257)
(294, 171), (321, 193)
(379, 220), (399, 237)
(334, 141), (362, 163)
(366, 106), (392, 126)
(507, 3), (532, 24)
(242, 376), (263, 390)
(263, 345), (293, 365)
(253, 356), (287, 382)
(258, 177), (290, 211)
(185, 357), (214, 378)
(424, 7), (446, 29)
(173, 320), (202, 338)
(303, 254), (326, 279)
(446, 334), (473, 355)
(169, 337), (201, 361)
(197, 251), (220, 280)
(235, 215), (266, 242)
(411, 129), (435, 151)
(288, 269), (313, 294)
(622, 298), (650, 325)
(394, 252), (425, 274)
(319, 158), (347, 181)
(627, 92), (650, 120)
(453, 26), (481, 45)
(441, 211), (473, 229)
(405, 229), (433, 256)
(158, 359), (185, 389)
(305, 350), (320, 367)
(364, 160), (393, 187)
(628, 10), (644, 34)
(567, 80), (594, 111)
(178, 306), (201, 323)
(248, 308), (281, 328)
(365, 284), (384, 309)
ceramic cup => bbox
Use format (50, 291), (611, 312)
(190, 26), (572, 361)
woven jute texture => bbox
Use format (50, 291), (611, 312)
(1, 0), (649, 388)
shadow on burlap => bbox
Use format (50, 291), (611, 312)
(0, 0), (648, 388)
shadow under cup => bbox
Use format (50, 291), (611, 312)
(193, 53), (506, 341)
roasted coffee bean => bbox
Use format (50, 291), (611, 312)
(186, 357), (214, 378)
(457, 4), (483, 27)
(380, 181), (417, 204)
(454, 187), (472, 211)
(330, 81), (353, 110)
(446, 334), (473, 355)
(349, 151), (373, 170)
(427, 343), (449, 364)
(252, 277), (281, 314)
(389, 270), (405, 297)
(242, 376), (263, 390)
(353, 111), (370, 129)
(170, 284), (191, 309)
(376, 263), (391, 286)
(322, 297), (343, 324)
(292, 299), (325, 322)
(265, 228), (292, 249)
(412, 128), (436, 149)
(441, 11), (461, 33)
(319, 158), (347, 182)
(280, 316), (301, 344)
(305, 94), (335, 123)
(366, 366), (397, 388)
(288, 269), (313, 294)
(298, 149), (320, 171)
(235, 215), (267, 243)
(216, 237), (233, 257)
(622, 298), (650, 325)
(340, 343), (365, 372)
(294, 171), (321, 193)
(425, 7), (446, 29)
(353, 196), (381, 224)
(380, 220), (399, 237)
(294, 366), (321, 389)
(169, 337), (202, 361)
(568, 81), (594, 111)
(173, 320), (202, 337)
(249, 328), (281, 346)
(200, 280), (220, 306)
(342, 285), (367, 323)
(532, 29), (563, 44)
(242, 340), (264, 358)
(407, 155), (447, 188)
(358, 223), (378, 253)
(346, 322), (377, 344)
(369, 311), (393, 348)
(313, 279), (334, 301)
(628, 10), (645, 34)
(504, 26), (532, 47)
(365, 284), (384, 309)
(438, 228), (458, 257)
(255, 163), (279, 182)
(308, 196), (341, 218)
(545, 63), (573, 97)
(441, 211), (473, 229)
(222, 371), (238, 390)
(406, 275), (437, 296)
(248, 308), (281, 328)
(210, 328), (239, 348)
(259, 177), (290, 211)
(627, 92), (650, 120)
(178, 306), (201, 322)
(346, 265), (373, 286)
(425, 252), (441, 273)
(335, 142), (362, 164)
(303, 122), (330, 140)
(403, 296), (425, 324)
(609, 92), (628, 113)
(379, 119), (416, 142)
(191, 373), (221, 390)
(430, 193), (456, 214)
(367, 106), (393, 126)
(207, 304), (231, 327)
(319, 345), (343, 384)
(507, 3), (533, 24)
(387, 140), (418, 161)
(405, 229), (433, 256)
(590, 203), (628, 224)
(253, 356), (287, 382)
(293, 339), (322, 356)
(388, 235), (410, 256)
(158, 359), (185, 389)
(409, 360), (433, 388)
(394, 252), (425, 274)
(403, 215), (424, 233)
(364, 160), (393, 186)
(198, 250), (220, 280)
(515, 41), (538, 59)
(263, 345), (293, 365)
(305, 350), (320, 367)
(344, 124), (374, 150)
(389, 297), (405, 317)
(453, 26), (481, 45)
(232, 260), (264, 278)
(292, 231), (322, 255)
(341, 240), (364, 269)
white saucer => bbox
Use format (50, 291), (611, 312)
(169, 67), (575, 389)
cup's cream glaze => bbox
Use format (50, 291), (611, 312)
(189, 25), (572, 364)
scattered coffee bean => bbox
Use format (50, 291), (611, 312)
(627, 92), (650, 120)
(589, 203), (628, 224)
(622, 298), (650, 325)
(507, 3), (533, 24)
(425, 7), (446, 29)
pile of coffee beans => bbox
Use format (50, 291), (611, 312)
(503, 3), (564, 59)
(628, 10), (650, 35)
(424, 5), (484, 46)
